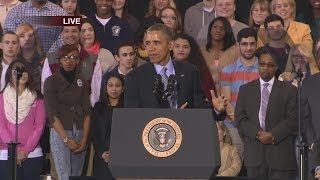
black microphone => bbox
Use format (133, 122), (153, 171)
(294, 68), (304, 82)
(296, 68), (303, 78)
(162, 75), (177, 100)
(14, 66), (26, 80)
(153, 74), (164, 99)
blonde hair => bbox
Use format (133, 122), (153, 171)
(248, 0), (271, 27)
(271, 0), (296, 20)
(282, 44), (314, 81)
(145, 0), (176, 17)
(216, 121), (232, 145)
(286, 44), (314, 72)
(15, 23), (42, 56)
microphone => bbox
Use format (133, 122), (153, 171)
(153, 74), (164, 99)
(162, 75), (177, 100)
(14, 66), (26, 80)
(294, 68), (304, 82)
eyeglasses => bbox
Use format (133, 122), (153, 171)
(239, 42), (257, 47)
(160, 16), (177, 21)
(61, 55), (79, 62)
(258, 62), (276, 68)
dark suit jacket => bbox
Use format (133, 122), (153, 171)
(91, 102), (117, 180)
(235, 79), (298, 170)
(301, 73), (320, 154)
(124, 61), (208, 108)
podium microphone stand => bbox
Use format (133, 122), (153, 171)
(296, 68), (308, 180)
(8, 67), (23, 180)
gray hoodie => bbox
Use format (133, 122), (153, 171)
(184, 2), (215, 39)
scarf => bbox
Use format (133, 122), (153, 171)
(3, 86), (36, 124)
(85, 42), (100, 55)
(60, 67), (76, 84)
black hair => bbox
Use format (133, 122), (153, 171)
(114, 41), (135, 56)
(237, 27), (257, 43)
(102, 73), (124, 107)
(206, 17), (236, 51)
(263, 14), (284, 29)
(3, 60), (42, 98)
(256, 46), (277, 65)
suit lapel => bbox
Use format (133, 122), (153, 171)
(172, 61), (185, 107)
(251, 80), (261, 124)
(145, 63), (160, 106)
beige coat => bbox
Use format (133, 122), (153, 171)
(218, 143), (242, 177)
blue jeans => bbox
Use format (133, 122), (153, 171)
(0, 156), (43, 180)
(50, 128), (87, 180)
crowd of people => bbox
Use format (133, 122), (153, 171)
(0, 0), (320, 180)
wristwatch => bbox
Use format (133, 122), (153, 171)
(63, 137), (68, 143)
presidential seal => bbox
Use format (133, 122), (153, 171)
(142, 117), (182, 158)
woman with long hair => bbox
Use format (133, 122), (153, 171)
(248, 0), (271, 32)
(80, 18), (117, 74)
(145, 0), (176, 17)
(0, 60), (45, 180)
(44, 44), (91, 180)
(15, 23), (44, 92)
(200, 17), (238, 85)
(173, 33), (217, 100)
(279, 44), (319, 86)
(92, 73), (124, 180)
(159, 6), (182, 34)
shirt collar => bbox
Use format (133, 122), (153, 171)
(236, 57), (258, 68)
(154, 58), (175, 75)
(259, 76), (275, 87)
(118, 67), (132, 75)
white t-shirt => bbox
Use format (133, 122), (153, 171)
(95, 15), (111, 26)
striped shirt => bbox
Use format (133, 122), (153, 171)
(219, 58), (259, 127)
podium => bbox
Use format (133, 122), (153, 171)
(109, 108), (220, 179)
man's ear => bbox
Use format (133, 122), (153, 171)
(0, 43), (3, 50)
(168, 40), (174, 51)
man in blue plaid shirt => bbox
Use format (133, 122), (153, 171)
(4, 0), (67, 54)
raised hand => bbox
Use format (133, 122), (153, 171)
(210, 90), (227, 112)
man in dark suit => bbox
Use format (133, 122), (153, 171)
(235, 48), (298, 179)
(124, 23), (226, 115)
(301, 72), (320, 180)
